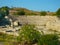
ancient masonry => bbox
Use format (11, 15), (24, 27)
(17, 16), (60, 34)
(1, 16), (60, 36)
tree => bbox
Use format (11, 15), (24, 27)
(40, 11), (47, 16)
(0, 11), (5, 20)
(1, 6), (9, 16)
(56, 8), (60, 18)
(56, 8), (60, 16)
(0, 6), (9, 20)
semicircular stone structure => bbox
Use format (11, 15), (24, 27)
(16, 16), (60, 34)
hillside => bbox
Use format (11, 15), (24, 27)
(9, 8), (55, 15)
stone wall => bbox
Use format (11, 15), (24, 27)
(1, 15), (60, 35)
(16, 16), (60, 34)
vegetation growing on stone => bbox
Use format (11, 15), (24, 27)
(38, 34), (59, 45)
(17, 24), (41, 45)
(40, 11), (47, 16)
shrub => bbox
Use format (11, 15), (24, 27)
(17, 24), (41, 45)
(14, 10), (25, 15)
(17, 25), (60, 45)
(40, 11), (47, 16)
(38, 34), (59, 45)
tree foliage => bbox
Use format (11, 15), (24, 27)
(1, 6), (9, 16)
(56, 8), (60, 16)
(0, 11), (5, 20)
(0, 6), (9, 20)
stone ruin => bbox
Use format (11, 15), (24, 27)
(0, 15), (60, 36)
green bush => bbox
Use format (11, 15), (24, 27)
(40, 11), (47, 16)
(14, 10), (25, 15)
(17, 24), (41, 45)
(38, 34), (59, 45)
(17, 25), (60, 45)
(0, 26), (59, 45)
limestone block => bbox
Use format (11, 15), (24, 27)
(13, 21), (18, 26)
